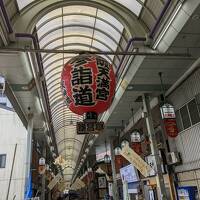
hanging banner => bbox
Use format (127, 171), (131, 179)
(48, 173), (62, 190)
(120, 144), (153, 177)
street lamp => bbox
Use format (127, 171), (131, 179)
(104, 140), (111, 164)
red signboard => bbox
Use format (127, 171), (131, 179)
(61, 54), (116, 115)
(164, 118), (178, 138)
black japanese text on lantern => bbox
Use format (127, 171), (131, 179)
(70, 57), (95, 106)
(69, 56), (111, 107)
(96, 58), (110, 101)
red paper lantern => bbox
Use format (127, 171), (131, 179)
(115, 155), (123, 173)
(131, 142), (142, 155)
(164, 118), (178, 137)
(61, 54), (116, 115)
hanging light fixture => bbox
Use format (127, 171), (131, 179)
(121, 140), (129, 148)
(104, 140), (111, 164)
(88, 167), (92, 172)
(88, 139), (94, 146)
(82, 153), (86, 158)
(131, 130), (141, 142)
(85, 147), (89, 153)
(114, 130), (121, 155)
(114, 146), (122, 155)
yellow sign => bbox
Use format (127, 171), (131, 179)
(48, 173), (62, 190)
(120, 144), (153, 177)
(58, 180), (69, 192)
(71, 178), (85, 190)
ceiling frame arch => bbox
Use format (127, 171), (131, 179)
(13, 0), (145, 37)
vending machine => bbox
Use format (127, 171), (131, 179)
(177, 186), (198, 200)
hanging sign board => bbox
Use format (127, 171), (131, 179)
(77, 121), (104, 134)
(58, 180), (69, 192)
(120, 144), (153, 177)
(160, 104), (176, 119)
(75, 178), (85, 189)
(48, 173), (62, 190)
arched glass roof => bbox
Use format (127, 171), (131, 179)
(16, 0), (145, 17)
(35, 4), (129, 182)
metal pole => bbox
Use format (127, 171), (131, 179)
(41, 143), (46, 200)
(0, 47), (191, 57)
(6, 144), (17, 200)
(109, 139), (119, 200)
(25, 114), (33, 192)
(142, 94), (167, 200)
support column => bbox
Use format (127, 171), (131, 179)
(109, 139), (119, 200)
(24, 114), (33, 197)
(48, 190), (51, 200)
(142, 94), (167, 200)
(41, 143), (46, 200)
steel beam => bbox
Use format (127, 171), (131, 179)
(126, 84), (171, 91)
(0, 47), (191, 57)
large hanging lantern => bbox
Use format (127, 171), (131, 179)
(61, 54), (116, 116)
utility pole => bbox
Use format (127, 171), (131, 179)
(142, 94), (167, 200)
(109, 138), (119, 200)
(6, 144), (17, 200)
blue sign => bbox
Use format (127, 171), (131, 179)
(24, 173), (32, 199)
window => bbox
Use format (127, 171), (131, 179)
(175, 110), (183, 132)
(0, 154), (6, 168)
(180, 105), (191, 129)
(176, 98), (200, 132)
(188, 99), (200, 125)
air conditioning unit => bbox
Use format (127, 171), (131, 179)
(167, 152), (181, 165)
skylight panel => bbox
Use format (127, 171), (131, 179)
(113, 0), (143, 16)
(16, 0), (34, 10)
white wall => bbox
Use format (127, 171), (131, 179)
(0, 108), (28, 200)
(168, 68), (200, 172)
